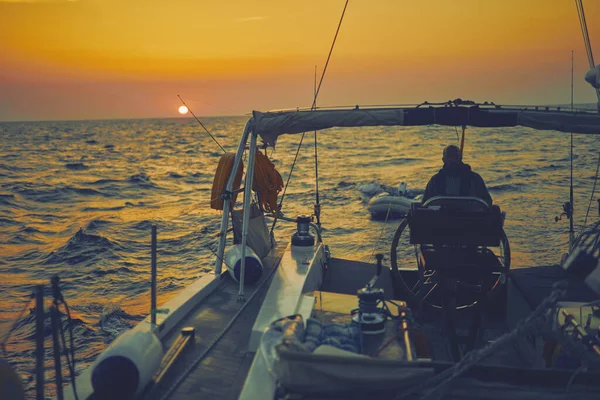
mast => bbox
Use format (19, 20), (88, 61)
(570, 50), (575, 250)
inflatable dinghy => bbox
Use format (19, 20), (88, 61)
(368, 193), (415, 219)
(367, 182), (418, 220)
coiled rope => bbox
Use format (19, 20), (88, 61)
(253, 149), (284, 214)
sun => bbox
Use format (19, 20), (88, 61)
(178, 105), (189, 115)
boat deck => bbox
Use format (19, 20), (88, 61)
(145, 245), (286, 400)
(141, 255), (598, 400)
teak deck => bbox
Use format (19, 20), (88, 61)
(147, 246), (286, 400)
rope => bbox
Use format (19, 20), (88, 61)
(582, 152), (600, 229)
(253, 149), (284, 214)
(270, 133), (306, 236)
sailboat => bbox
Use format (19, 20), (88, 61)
(28, 101), (593, 400)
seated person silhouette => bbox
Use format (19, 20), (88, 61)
(422, 145), (492, 207)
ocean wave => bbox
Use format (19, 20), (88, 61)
(44, 228), (120, 266)
(167, 171), (183, 178)
(488, 183), (526, 192)
(84, 219), (113, 231)
(91, 266), (133, 277)
(128, 172), (153, 185)
(0, 163), (32, 172)
(65, 162), (89, 170)
(98, 304), (142, 341)
(80, 201), (148, 212)
(8, 183), (112, 203)
(0, 217), (21, 227)
(11, 307), (90, 342)
(128, 220), (154, 231)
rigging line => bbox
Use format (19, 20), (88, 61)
(269, 132), (306, 237)
(311, 0), (350, 110)
(177, 95), (226, 153)
(570, 50), (575, 250)
(270, 0), (349, 234)
(314, 65), (322, 227)
(582, 152), (600, 229)
(575, 0), (593, 67)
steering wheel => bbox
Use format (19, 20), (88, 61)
(390, 216), (510, 311)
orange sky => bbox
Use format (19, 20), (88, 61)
(1, 0), (599, 121)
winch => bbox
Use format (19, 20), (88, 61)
(292, 215), (315, 246)
(351, 254), (386, 335)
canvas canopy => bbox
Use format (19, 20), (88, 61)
(251, 106), (600, 146)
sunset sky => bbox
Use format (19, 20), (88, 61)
(1, 0), (599, 121)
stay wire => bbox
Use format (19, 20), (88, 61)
(270, 0), (350, 235)
(582, 152), (600, 229)
(270, 132), (306, 237)
(311, 0), (349, 109)
(177, 95), (226, 153)
(575, 0), (593, 67)
(314, 65), (322, 227)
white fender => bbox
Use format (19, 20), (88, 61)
(225, 244), (263, 284)
(91, 328), (164, 398)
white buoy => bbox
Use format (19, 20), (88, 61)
(397, 182), (408, 196)
(91, 328), (164, 399)
(224, 244), (263, 284)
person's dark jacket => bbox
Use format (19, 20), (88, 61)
(422, 163), (492, 206)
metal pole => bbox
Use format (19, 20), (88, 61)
(570, 50), (575, 250)
(215, 119), (252, 275)
(50, 306), (64, 400)
(151, 225), (157, 326)
(239, 130), (258, 300)
(35, 285), (44, 400)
